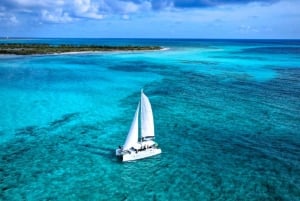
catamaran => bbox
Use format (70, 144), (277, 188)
(116, 90), (161, 162)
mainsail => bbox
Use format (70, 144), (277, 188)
(123, 103), (139, 150)
(141, 91), (155, 139)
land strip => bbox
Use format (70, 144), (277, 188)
(0, 43), (162, 55)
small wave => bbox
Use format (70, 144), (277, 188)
(160, 47), (170, 51)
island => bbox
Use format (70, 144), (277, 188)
(0, 43), (162, 55)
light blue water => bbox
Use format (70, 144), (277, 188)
(0, 39), (300, 200)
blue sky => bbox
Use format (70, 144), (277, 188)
(0, 0), (299, 38)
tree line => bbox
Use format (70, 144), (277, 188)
(0, 43), (161, 55)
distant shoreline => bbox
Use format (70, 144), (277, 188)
(0, 43), (162, 55)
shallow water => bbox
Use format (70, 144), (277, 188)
(0, 39), (300, 200)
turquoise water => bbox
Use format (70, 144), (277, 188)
(0, 39), (300, 200)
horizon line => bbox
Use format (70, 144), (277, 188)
(1, 37), (300, 40)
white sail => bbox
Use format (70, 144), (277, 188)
(123, 103), (139, 150)
(141, 91), (155, 139)
(116, 90), (161, 161)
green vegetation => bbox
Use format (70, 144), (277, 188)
(0, 43), (162, 55)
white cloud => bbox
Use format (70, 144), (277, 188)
(96, 0), (152, 14)
(239, 25), (259, 33)
(0, 0), (152, 24)
(74, 0), (90, 13)
(0, 6), (19, 25)
(122, 14), (130, 20)
(9, 15), (18, 24)
(1, 0), (105, 22)
(122, 2), (139, 13)
(1, 0), (300, 38)
(12, 0), (64, 9)
(41, 9), (72, 23)
(73, 0), (103, 19)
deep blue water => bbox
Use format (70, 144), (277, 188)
(0, 39), (300, 200)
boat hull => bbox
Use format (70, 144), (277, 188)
(116, 147), (161, 162)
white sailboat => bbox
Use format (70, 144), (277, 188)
(116, 90), (161, 162)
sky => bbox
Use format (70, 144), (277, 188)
(0, 0), (299, 39)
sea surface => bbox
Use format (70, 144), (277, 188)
(0, 38), (300, 200)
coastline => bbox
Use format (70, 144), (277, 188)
(0, 49), (169, 57)
(0, 43), (162, 55)
(56, 47), (170, 55)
